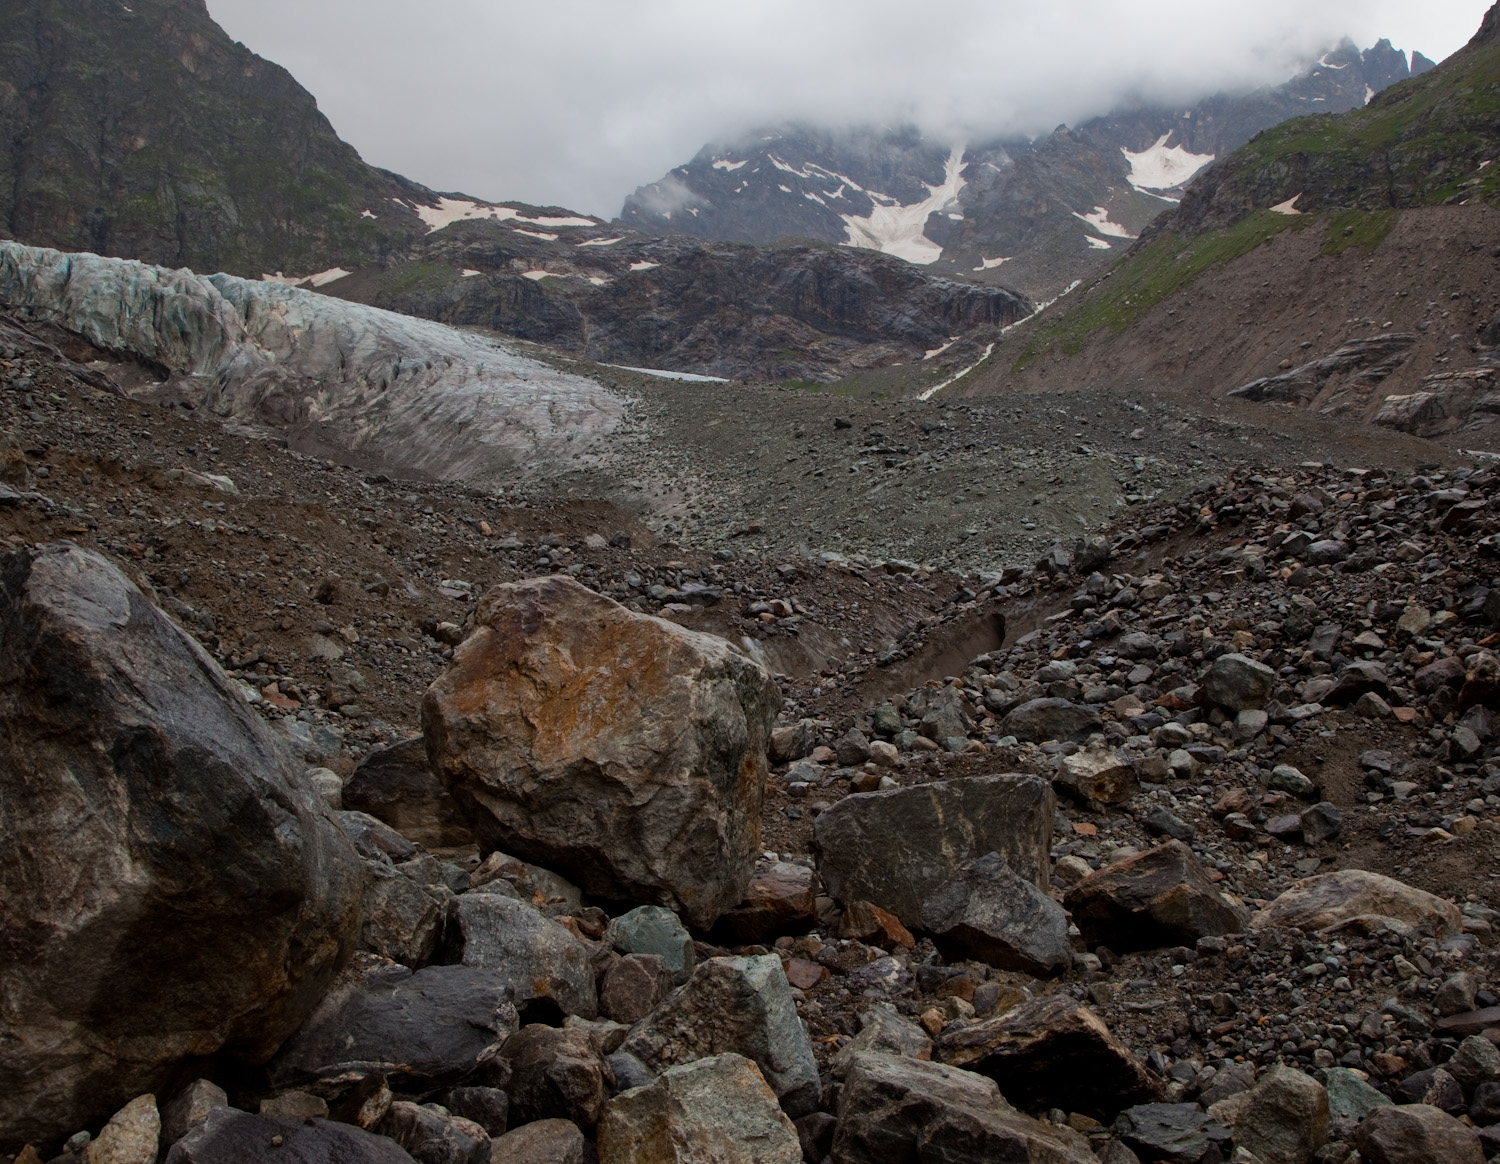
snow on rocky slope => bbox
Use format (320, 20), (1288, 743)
(0, 243), (624, 483)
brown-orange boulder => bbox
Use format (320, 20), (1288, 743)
(422, 575), (781, 930)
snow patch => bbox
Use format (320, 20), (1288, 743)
(924, 339), (957, 360)
(840, 147), (966, 266)
(1074, 207), (1135, 239)
(1087, 237), (1112, 250)
(605, 364), (728, 383)
(579, 237), (624, 247)
(1365, 85), (1376, 105)
(918, 343), (994, 401)
(307, 267), (351, 287)
(1318, 53), (1349, 69)
(712, 159), (747, 172)
(629, 262), (660, 272)
(522, 271), (553, 281)
(588, 277), (609, 286)
(360, 210), (377, 220)
(523, 215), (595, 228)
(1270, 194), (1303, 215)
(1121, 134), (1215, 192)
(409, 197), (519, 231)
(514, 229), (559, 241)
(461, 269), (481, 278)
(974, 256), (1012, 271)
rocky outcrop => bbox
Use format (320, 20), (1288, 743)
(0, 543), (366, 1151)
(813, 774), (1054, 927)
(422, 575), (781, 930)
(0, 243), (623, 484)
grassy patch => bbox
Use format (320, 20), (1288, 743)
(1321, 209), (1400, 255)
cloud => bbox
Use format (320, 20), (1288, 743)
(205, 0), (1492, 218)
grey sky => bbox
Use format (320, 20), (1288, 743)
(207, 0), (1492, 218)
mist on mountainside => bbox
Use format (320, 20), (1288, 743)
(205, 0), (1489, 217)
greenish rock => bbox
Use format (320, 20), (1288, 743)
(1269, 765), (1319, 798)
(1324, 1067), (1392, 1138)
(605, 906), (696, 985)
(871, 704), (904, 737)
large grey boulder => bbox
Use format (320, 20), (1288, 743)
(1355, 1103), (1485, 1164)
(440, 892), (598, 1021)
(165, 1109), (416, 1164)
(422, 575), (781, 930)
(1000, 698), (1102, 743)
(813, 774), (1054, 928)
(267, 959), (517, 1096)
(1252, 870), (1462, 939)
(0, 543), (367, 1151)
(832, 1052), (1095, 1164)
(377, 1102), (490, 1164)
(598, 1053), (801, 1164)
(501, 1024), (613, 1129)
(1200, 653), (1276, 711)
(1207, 1064), (1329, 1164)
(360, 863), (449, 968)
(621, 955), (820, 1118)
(920, 852), (1073, 975)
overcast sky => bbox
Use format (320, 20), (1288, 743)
(207, 0), (1492, 218)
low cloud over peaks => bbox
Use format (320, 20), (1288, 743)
(208, 0), (1491, 217)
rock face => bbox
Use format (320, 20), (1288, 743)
(1065, 842), (1248, 952)
(1252, 871), (1463, 939)
(936, 994), (1162, 1118)
(597, 1054), (802, 1164)
(620, 955), (821, 1118)
(831, 1051), (1095, 1164)
(0, 543), (366, 1151)
(343, 738), (472, 849)
(813, 774), (1054, 927)
(0, 243), (623, 485)
(266, 960), (517, 1096)
(920, 852), (1074, 975)
(423, 575), (781, 930)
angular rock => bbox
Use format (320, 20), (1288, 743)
(712, 861), (818, 945)
(936, 994), (1163, 1118)
(502, 1025), (611, 1129)
(361, 862), (448, 967)
(1252, 871), (1462, 939)
(1114, 1103), (1228, 1164)
(267, 960), (517, 1096)
(813, 774), (1054, 927)
(600, 954), (675, 1026)
(470, 850), (581, 913)
(439, 1088), (509, 1138)
(620, 954), (820, 1117)
(343, 737), (472, 849)
(770, 719), (820, 764)
(597, 1053), (802, 1164)
(488, 1120), (583, 1164)
(1324, 661), (1391, 707)
(1055, 747), (1140, 806)
(1300, 803), (1343, 844)
(1447, 1035), (1500, 1090)
(1201, 653), (1277, 711)
(1355, 1103), (1485, 1164)
(1436, 972), (1480, 1017)
(0, 543), (366, 1150)
(920, 852), (1073, 975)
(1436, 1007), (1500, 1038)
(1000, 698), (1103, 743)
(605, 906), (696, 986)
(441, 893), (597, 1020)
(1207, 1064), (1329, 1164)
(832, 1005), (933, 1078)
(1065, 841), (1247, 953)
(86, 1095), (160, 1164)
(831, 1051), (1095, 1164)
(422, 575), (781, 930)
(838, 900), (915, 950)
(164, 1108), (416, 1164)
(377, 1102), (489, 1164)
(159, 1082), (228, 1149)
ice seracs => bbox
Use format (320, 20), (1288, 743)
(840, 147), (966, 266)
(1121, 134), (1215, 193)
